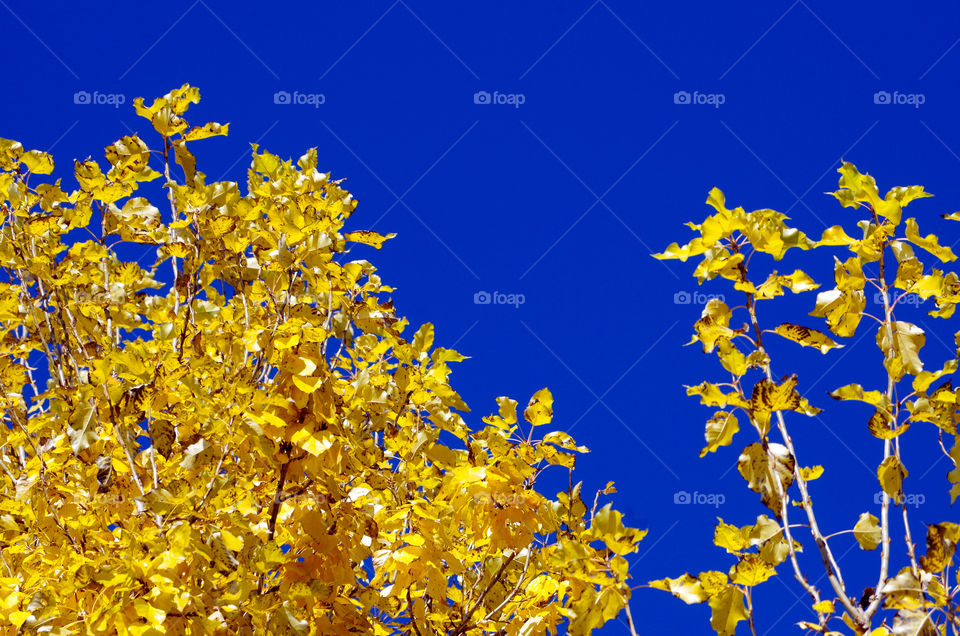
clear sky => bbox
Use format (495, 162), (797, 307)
(3, 1), (960, 633)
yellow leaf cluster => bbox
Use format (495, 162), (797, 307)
(0, 86), (644, 635)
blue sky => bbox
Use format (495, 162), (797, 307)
(4, 1), (960, 633)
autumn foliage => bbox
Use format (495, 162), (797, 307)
(0, 85), (646, 634)
(652, 167), (960, 634)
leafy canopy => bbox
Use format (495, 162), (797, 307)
(651, 163), (960, 635)
(0, 85), (645, 635)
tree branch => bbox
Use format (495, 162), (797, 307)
(258, 442), (291, 595)
(736, 253), (865, 629)
(452, 551), (517, 635)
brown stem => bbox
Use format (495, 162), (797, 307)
(481, 546), (533, 623)
(267, 456), (290, 542)
(452, 551), (517, 635)
(195, 443), (231, 512)
(258, 443), (291, 595)
(407, 588), (425, 636)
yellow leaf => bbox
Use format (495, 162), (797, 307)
(829, 384), (887, 407)
(111, 456), (128, 474)
(877, 456), (908, 500)
(404, 533), (425, 547)
(8, 611), (30, 629)
(810, 288), (865, 337)
(780, 269), (820, 293)
(282, 354), (318, 376)
(876, 321), (925, 381)
(912, 359), (957, 393)
(291, 375), (323, 393)
(183, 121), (230, 141)
(21, 149), (54, 175)
(905, 217), (956, 262)
(831, 162), (881, 210)
(700, 412), (739, 458)
(542, 430), (589, 453)
(799, 465), (824, 481)
(817, 225), (856, 246)
(134, 599), (166, 624)
(738, 442), (795, 516)
(523, 387), (554, 427)
(173, 140), (197, 186)
(867, 408), (909, 440)
(649, 573), (708, 605)
(67, 400), (99, 454)
(690, 299), (735, 352)
(708, 585), (748, 636)
(698, 571), (729, 597)
(773, 323), (843, 354)
(291, 429), (334, 456)
(587, 504), (646, 555)
(344, 230), (396, 249)
(496, 396), (518, 425)
(221, 528), (244, 552)
(653, 238), (711, 262)
(853, 512), (881, 550)
(919, 522), (960, 572)
(412, 323), (434, 354)
(729, 554), (776, 586)
(888, 608), (936, 635)
(713, 518), (748, 553)
(750, 375), (803, 413)
(716, 339), (747, 376)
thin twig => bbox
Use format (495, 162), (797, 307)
(452, 552), (517, 635)
(864, 248), (896, 624)
(258, 443), (291, 595)
(624, 601), (640, 636)
(734, 247), (865, 629)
